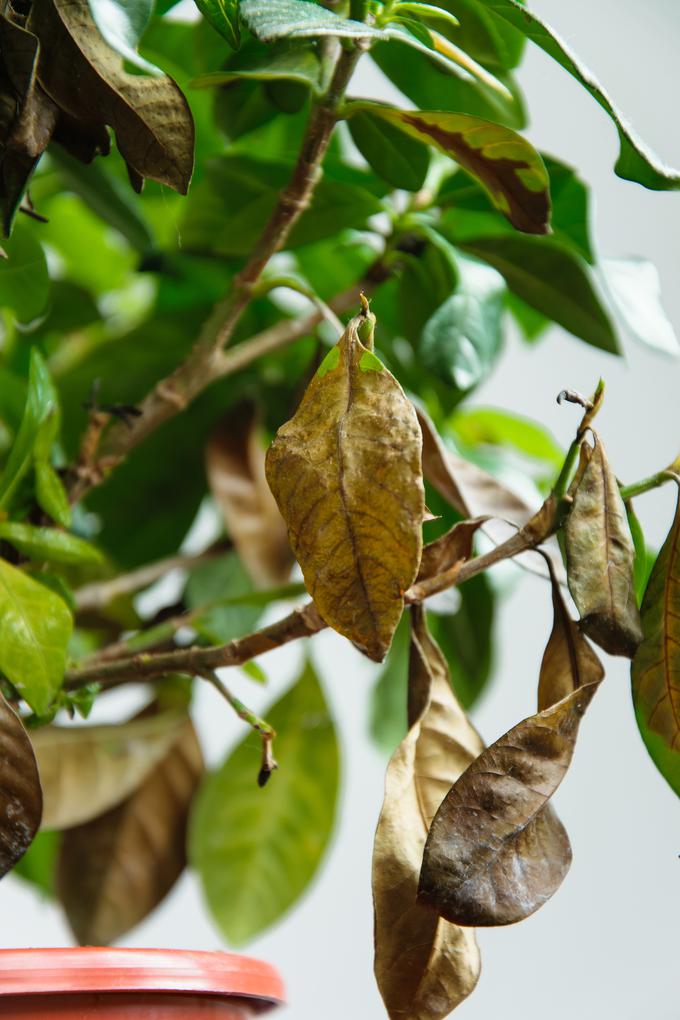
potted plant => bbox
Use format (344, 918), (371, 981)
(0, 0), (677, 1017)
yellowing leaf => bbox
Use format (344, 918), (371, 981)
(373, 607), (482, 1019)
(206, 403), (293, 587)
(419, 681), (599, 926)
(565, 434), (642, 657)
(0, 693), (42, 877)
(266, 310), (424, 661)
(348, 103), (550, 234)
(632, 485), (680, 753)
(32, 710), (187, 830)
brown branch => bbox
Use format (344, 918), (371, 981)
(68, 42), (369, 505)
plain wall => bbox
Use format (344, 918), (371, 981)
(2, 2), (679, 1018)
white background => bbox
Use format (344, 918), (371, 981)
(3, 2), (680, 1018)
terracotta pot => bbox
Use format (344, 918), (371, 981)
(0, 948), (284, 1018)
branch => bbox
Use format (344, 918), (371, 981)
(204, 670), (278, 787)
(68, 41), (369, 505)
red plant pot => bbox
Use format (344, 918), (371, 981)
(0, 948), (284, 1018)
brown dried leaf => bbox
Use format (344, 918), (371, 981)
(266, 313), (424, 661)
(373, 606), (482, 1019)
(417, 517), (487, 584)
(32, 710), (187, 830)
(0, 693), (42, 877)
(417, 406), (566, 584)
(206, 403), (293, 587)
(632, 484), (680, 748)
(419, 680), (600, 927)
(538, 560), (604, 711)
(29, 0), (194, 193)
(565, 433), (642, 657)
(57, 714), (203, 945)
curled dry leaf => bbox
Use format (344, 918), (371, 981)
(565, 433), (642, 657)
(373, 606), (482, 1019)
(31, 710), (187, 830)
(538, 559), (604, 711)
(417, 516), (488, 584)
(419, 679), (599, 926)
(0, 693), (42, 877)
(57, 714), (203, 945)
(206, 403), (293, 587)
(632, 484), (680, 750)
(29, 0), (194, 193)
(417, 406), (566, 584)
(266, 311), (424, 661)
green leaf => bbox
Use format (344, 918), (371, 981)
(348, 110), (430, 192)
(601, 257), (679, 357)
(0, 350), (57, 513)
(194, 0), (241, 49)
(348, 103), (549, 234)
(185, 553), (263, 645)
(35, 463), (72, 529)
(0, 226), (49, 322)
(393, 2), (460, 29)
(433, 0), (525, 70)
(0, 557), (72, 715)
(0, 524), (105, 567)
(49, 147), (155, 255)
(370, 37), (525, 130)
(193, 46), (321, 91)
(12, 829), (60, 898)
(471, 0), (680, 191)
(420, 252), (505, 393)
(86, 0), (159, 73)
(626, 501), (654, 607)
(428, 573), (495, 709)
(461, 235), (619, 353)
(240, 0), (386, 42)
(450, 407), (563, 469)
(190, 660), (340, 945)
(542, 156), (593, 263)
(369, 612), (410, 753)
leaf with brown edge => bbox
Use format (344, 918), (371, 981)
(29, 0), (194, 193)
(538, 559), (604, 712)
(206, 402), (293, 587)
(32, 710), (187, 830)
(418, 680), (600, 927)
(632, 483), (680, 757)
(347, 103), (550, 235)
(266, 310), (424, 662)
(373, 606), (482, 1020)
(565, 433), (642, 657)
(0, 693), (42, 878)
(417, 406), (566, 584)
(56, 714), (203, 945)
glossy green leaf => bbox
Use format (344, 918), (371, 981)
(0, 350), (57, 512)
(185, 553), (263, 645)
(420, 252), (505, 392)
(434, 0), (525, 70)
(471, 0), (680, 190)
(35, 464), (72, 529)
(394, 2), (460, 29)
(193, 47), (321, 91)
(190, 660), (340, 945)
(348, 103), (549, 234)
(601, 257), (679, 357)
(86, 0), (159, 73)
(194, 0), (240, 49)
(240, 0), (386, 41)
(461, 235), (619, 353)
(0, 558), (72, 715)
(451, 407), (563, 469)
(348, 110), (429, 192)
(0, 524), (105, 567)
(49, 148), (155, 255)
(0, 226), (49, 323)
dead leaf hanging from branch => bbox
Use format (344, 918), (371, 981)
(0, 693), (42, 877)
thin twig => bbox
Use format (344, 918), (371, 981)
(204, 670), (278, 787)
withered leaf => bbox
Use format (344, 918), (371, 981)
(419, 680), (600, 927)
(32, 710), (187, 830)
(417, 516), (487, 584)
(266, 312), (424, 661)
(0, 693), (42, 877)
(632, 484), (680, 750)
(206, 403), (293, 587)
(417, 406), (566, 583)
(29, 0), (194, 193)
(57, 714), (203, 945)
(565, 433), (642, 657)
(538, 559), (604, 711)
(373, 606), (482, 1019)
